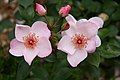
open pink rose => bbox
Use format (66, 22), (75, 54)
(58, 14), (103, 67)
(9, 21), (52, 65)
(36, 3), (46, 16)
(59, 5), (71, 17)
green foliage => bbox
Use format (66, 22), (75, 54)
(31, 66), (49, 80)
(19, 5), (35, 23)
(52, 68), (72, 80)
(102, 0), (118, 15)
(99, 40), (120, 58)
(16, 60), (30, 80)
(111, 6), (120, 21)
(87, 52), (100, 67)
(18, 0), (34, 8)
(0, 0), (120, 80)
(0, 20), (13, 32)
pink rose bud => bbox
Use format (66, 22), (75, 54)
(36, 3), (46, 16)
(59, 5), (71, 17)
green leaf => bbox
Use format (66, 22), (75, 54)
(56, 50), (66, 59)
(102, 0), (118, 15)
(52, 59), (68, 71)
(16, 60), (30, 80)
(19, 5), (35, 22)
(18, 0), (34, 8)
(31, 66), (49, 80)
(53, 68), (72, 80)
(88, 1), (101, 13)
(82, 0), (101, 13)
(26, 77), (41, 80)
(8, 30), (15, 40)
(87, 52), (100, 67)
(82, 0), (93, 9)
(44, 53), (56, 62)
(98, 28), (110, 39)
(111, 7), (120, 21)
(47, 0), (59, 4)
(99, 42), (120, 58)
(109, 25), (119, 37)
(0, 20), (13, 32)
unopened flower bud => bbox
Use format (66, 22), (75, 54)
(59, 5), (71, 17)
(62, 23), (69, 30)
(36, 3), (46, 16)
(99, 13), (109, 21)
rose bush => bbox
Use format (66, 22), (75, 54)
(0, 0), (120, 80)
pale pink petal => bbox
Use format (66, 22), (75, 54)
(23, 48), (38, 65)
(95, 35), (101, 47)
(85, 39), (96, 53)
(89, 17), (104, 29)
(9, 39), (24, 56)
(15, 24), (31, 42)
(61, 31), (66, 36)
(77, 19), (88, 24)
(66, 14), (77, 27)
(67, 49), (87, 67)
(76, 22), (98, 39)
(37, 37), (52, 58)
(63, 27), (76, 37)
(57, 35), (76, 55)
(31, 21), (50, 39)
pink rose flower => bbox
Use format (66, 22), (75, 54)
(9, 21), (52, 65)
(59, 5), (71, 17)
(36, 3), (46, 16)
(58, 14), (104, 67)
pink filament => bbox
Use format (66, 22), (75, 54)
(71, 34), (88, 49)
(23, 33), (39, 49)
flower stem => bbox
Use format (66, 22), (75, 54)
(43, 15), (52, 30)
(56, 30), (62, 35)
(44, 15), (50, 25)
(52, 16), (61, 29)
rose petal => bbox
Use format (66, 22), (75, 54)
(31, 21), (51, 39)
(76, 22), (98, 39)
(23, 48), (38, 65)
(66, 14), (77, 26)
(61, 31), (66, 36)
(95, 35), (101, 47)
(77, 19), (88, 24)
(89, 17), (104, 29)
(9, 39), (24, 56)
(57, 35), (76, 55)
(37, 37), (52, 58)
(15, 24), (31, 42)
(67, 49), (87, 67)
(85, 39), (96, 53)
(63, 27), (76, 37)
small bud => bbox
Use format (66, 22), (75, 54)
(99, 13), (109, 21)
(36, 3), (46, 16)
(62, 23), (69, 30)
(59, 5), (71, 17)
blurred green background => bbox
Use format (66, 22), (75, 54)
(0, 0), (120, 80)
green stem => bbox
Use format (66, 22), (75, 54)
(43, 15), (52, 30)
(52, 16), (61, 29)
(44, 15), (50, 25)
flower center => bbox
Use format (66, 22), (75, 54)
(23, 33), (39, 49)
(71, 34), (88, 49)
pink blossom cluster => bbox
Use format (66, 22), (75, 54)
(9, 3), (104, 67)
